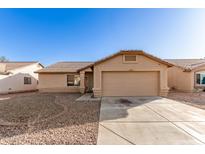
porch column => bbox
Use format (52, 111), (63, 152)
(159, 69), (169, 97)
(80, 71), (85, 94)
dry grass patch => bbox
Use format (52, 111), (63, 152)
(0, 93), (100, 144)
(167, 92), (205, 110)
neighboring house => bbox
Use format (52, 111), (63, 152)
(0, 62), (44, 94)
(166, 59), (205, 92)
(36, 50), (173, 97)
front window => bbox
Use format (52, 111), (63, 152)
(67, 75), (80, 86)
(196, 72), (205, 86)
(24, 77), (32, 84)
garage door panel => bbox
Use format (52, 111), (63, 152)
(102, 72), (159, 96)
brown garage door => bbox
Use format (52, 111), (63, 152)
(102, 71), (159, 96)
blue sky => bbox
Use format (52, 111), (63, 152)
(0, 9), (205, 66)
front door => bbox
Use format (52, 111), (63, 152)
(85, 76), (89, 92)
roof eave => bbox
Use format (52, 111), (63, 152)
(186, 63), (205, 72)
(37, 62), (44, 68)
(35, 71), (77, 74)
(0, 72), (10, 75)
(77, 50), (174, 72)
(135, 51), (174, 67)
(7, 62), (42, 72)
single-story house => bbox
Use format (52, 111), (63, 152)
(166, 59), (205, 92)
(36, 62), (93, 93)
(0, 61), (44, 94)
(36, 50), (174, 97)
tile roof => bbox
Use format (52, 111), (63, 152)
(36, 62), (93, 73)
(0, 61), (39, 74)
(165, 59), (205, 70)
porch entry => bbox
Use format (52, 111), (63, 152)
(85, 72), (93, 93)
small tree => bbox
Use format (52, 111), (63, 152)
(0, 56), (9, 62)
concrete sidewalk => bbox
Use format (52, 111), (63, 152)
(97, 97), (205, 145)
(75, 93), (101, 102)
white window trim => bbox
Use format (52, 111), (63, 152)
(195, 72), (205, 87)
(67, 74), (80, 87)
(24, 77), (32, 85)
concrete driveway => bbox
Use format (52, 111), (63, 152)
(97, 97), (205, 145)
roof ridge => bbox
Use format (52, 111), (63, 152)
(0, 61), (38, 63)
(77, 50), (173, 72)
(56, 61), (94, 63)
(164, 58), (205, 60)
(45, 61), (93, 68)
(165, 58), (205, 71)
(189, 61), (205, 67)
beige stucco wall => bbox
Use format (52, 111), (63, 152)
(93, 54), (169, 97)
(0, 64), (6, 72)
(168, 66), (193, 92)
(168, 65), (205, 92)
(38, 73), (80, 93)
(0, 63), (43, 94)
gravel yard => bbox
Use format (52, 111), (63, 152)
(167, 92), (205, 110)
(0, 93), (100, 144)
